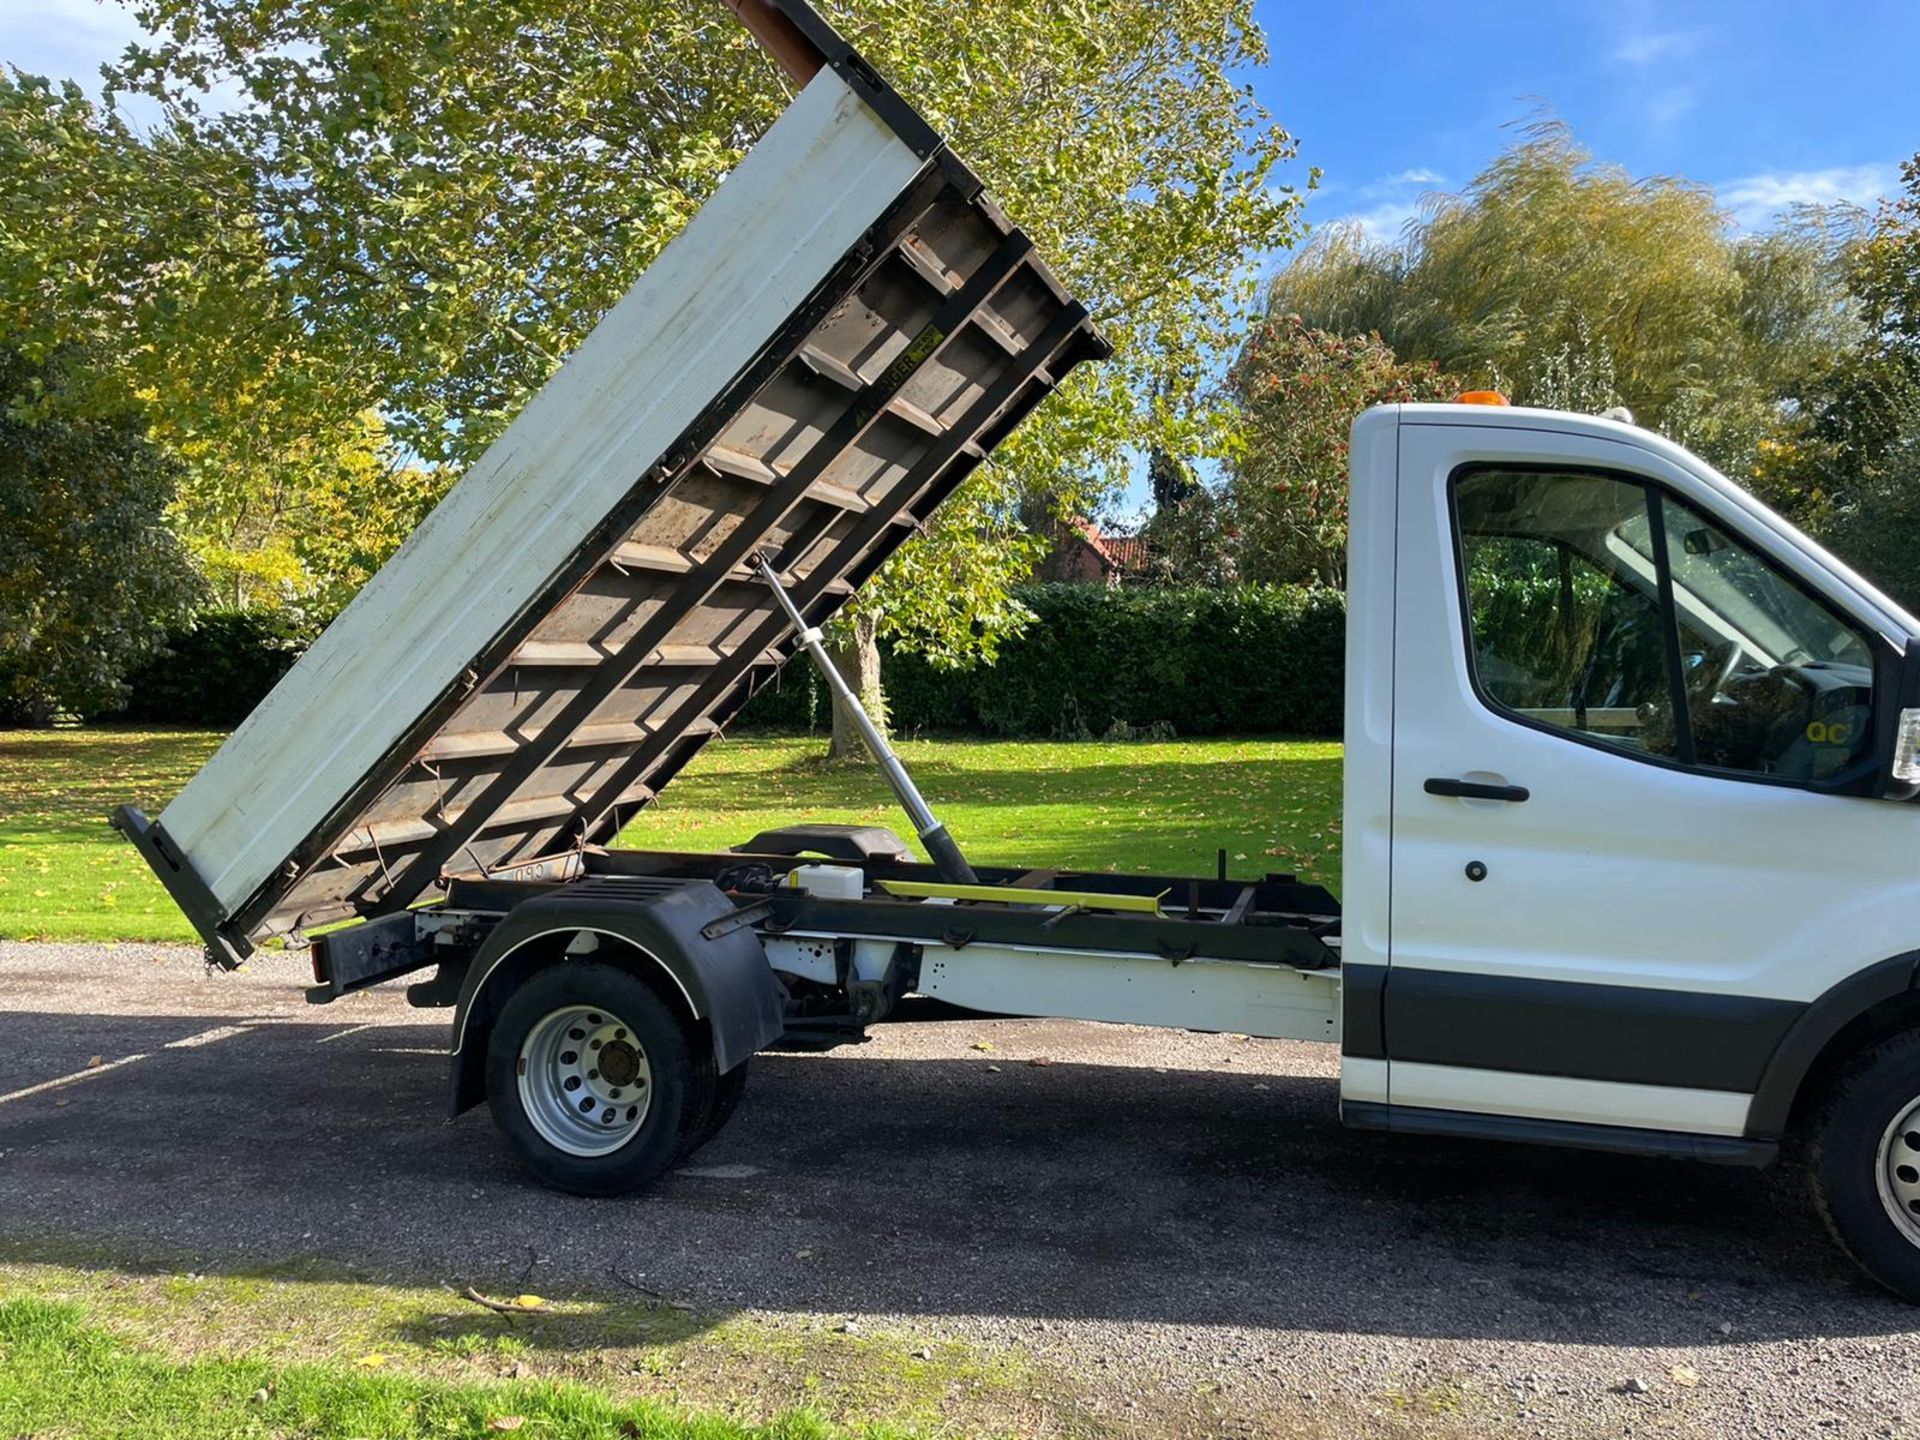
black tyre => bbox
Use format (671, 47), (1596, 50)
(485, 963), (692, 1197)
(1808, 1027), (1920, 1301)
(672, 1056), (750, 1163)
(692, 1062), (750, 1157)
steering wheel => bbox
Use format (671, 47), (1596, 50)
(1689, 638), (1744, 704)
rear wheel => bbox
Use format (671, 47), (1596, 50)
(486, 963), (691, 1196)
(1808, 1027), (1920, 1301)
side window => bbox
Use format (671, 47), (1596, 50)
(1456, 470), (1680, 758)
(1454, 468), (1877, 785)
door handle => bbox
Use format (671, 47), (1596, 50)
(1424, 777), (1529, 803)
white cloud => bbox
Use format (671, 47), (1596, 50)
(1643, 85), (1699, 133)
(1303, 167), (1446, 248)
(1601, 9), (1707, 133)
(1335, 199), (1424, 247)
(1611, 28), (1701, 67)
(1719, 163), (1898, 230)
(1372, 167), (1444, 191)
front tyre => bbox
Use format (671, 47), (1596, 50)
(486, 963), (692, 1197)
(1809, 1028), (1920, 1301)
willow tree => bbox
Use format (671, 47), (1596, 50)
(1266, 122), (1858, 470)
(109, 0), (1307, 754)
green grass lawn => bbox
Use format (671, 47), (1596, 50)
(0, 1294), (917, 1440)
(0, 727), (1342, 943)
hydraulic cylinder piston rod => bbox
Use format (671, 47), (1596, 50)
(754, 556), (978, 884)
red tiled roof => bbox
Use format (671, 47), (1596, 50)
(1100, 534), (1149, 571)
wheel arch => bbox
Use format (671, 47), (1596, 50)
(446, 882), (784, 1116)
(1748, 951), (1920, 1140)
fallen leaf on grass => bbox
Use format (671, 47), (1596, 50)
(1670, 1364), (1700, 1388)
(355, 1353), (389, 1368)
(489, 1417), (525, 1431)
(510, 1294), (546, 1309)
(970, 1040), (994, 1051)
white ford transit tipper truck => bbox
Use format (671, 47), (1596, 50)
(114, 0), (1920, 1302)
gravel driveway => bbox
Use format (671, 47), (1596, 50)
(1, 938), (1916, 1437)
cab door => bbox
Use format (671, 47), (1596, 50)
(1384, 415), (1908, 1139)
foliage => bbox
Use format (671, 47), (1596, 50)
(1225, 316), (1457, 585)
(1514, 315), (1622, 415)
(107, 0), (1308, 681)
(751, 583), (1346, 739)
(104, 609), (312, 727)
(1757, 156), (1920, 607)
(851, 478), (1049, 674)
(291, 412), (451, 615)
(1853, 156), (1920, 365)
(112, 579), (1346, 741)
(0, 73), (396, 611)
(1809, 434), (1920, 610)
(1138, 481), (1238, 588)
(0, 348), (200, 724)
(1265, 122), (1860, 474)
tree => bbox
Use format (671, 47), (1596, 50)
(1136, 392), (1235, 588)
(1225, 315), (1458, 587)
(1767, 156), (1920, 605)
(1138, 482), (1236, 588)
(0, 348), (201, 724)
(110, 0), (1308, 755)
(1266, 122), (1859, 474)
(0, 73), (404, 612)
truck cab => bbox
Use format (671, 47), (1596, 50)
(1340, 400), (1920, 1296)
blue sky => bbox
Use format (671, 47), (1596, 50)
(8, 0), (1915, 516)
(1258, 0), (1915, 246)
(16, 0), (1909, 234)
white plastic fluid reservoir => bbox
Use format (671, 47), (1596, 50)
(783, 864), (865, 901)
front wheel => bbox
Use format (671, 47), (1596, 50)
(486, 963), (692, 1196)
(1808, 1027), (1920, 1301)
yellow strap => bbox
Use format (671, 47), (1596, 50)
(875, 879), (1164, 914)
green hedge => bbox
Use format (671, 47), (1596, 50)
(741, 584), (1346, 737)
(95, 585), (1348, 737)
(102, 609), (311, 727)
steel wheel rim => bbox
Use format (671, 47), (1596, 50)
(517, 1004), (652, 1157)
(1875, 1097), (1920, 1246)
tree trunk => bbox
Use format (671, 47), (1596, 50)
(13, 690), (56, 729)
(826, 610), (885, 764)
